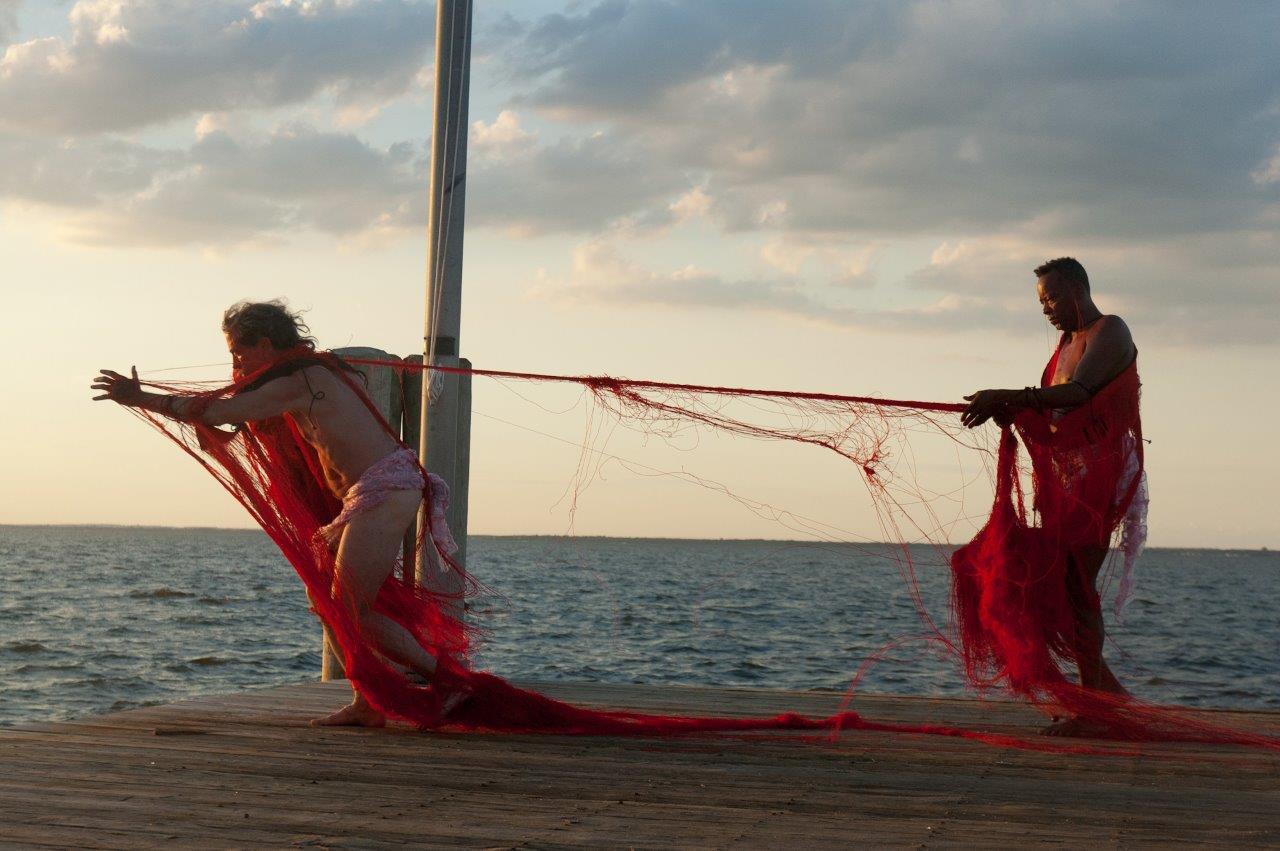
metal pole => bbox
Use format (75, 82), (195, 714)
(418, 0), (472, 614)
(422, 0), (471, 353)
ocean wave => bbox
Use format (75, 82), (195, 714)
(128, 588), (196, 599)
(4, 641), (50, 654)
(109, 698), (163, 712)
(175, 615), (221, 625)
(13, 662), (84, 674)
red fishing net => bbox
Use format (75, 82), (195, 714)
(122, 346), (1278, 752)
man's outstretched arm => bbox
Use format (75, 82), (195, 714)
(960, 383), (1090, 429)
(91, 366), (305, 425)
(961, 317), (1135, 429)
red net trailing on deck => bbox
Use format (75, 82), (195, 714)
(124, 348), (1279, 753)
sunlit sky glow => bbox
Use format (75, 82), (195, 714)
(3, 1), (1278, 547)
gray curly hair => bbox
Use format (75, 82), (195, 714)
(221, 300), (316, 350)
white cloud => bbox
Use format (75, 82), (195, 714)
(1, 103), (697, 245)
(528, 233), (1280, 345)
(472, 110), (536, 157)
(668, 185), (712, 224)
(905, 233), (1280, 344)
(1251, 144), (1280, 186)
(484, 1), (1280, 344)
(910, 239), (1042, 298)
(466, 125), (688, 236)
(2, 0), (1277, 346)
(1, 123), (428, 247)
(530, 240), (1017, 336)
(495, 1), (1280, 241)
(0, 0), (432, 135)
(760, 235), (880, 289)
(0, 133), (178, 208)
(532, 241), (815, 312)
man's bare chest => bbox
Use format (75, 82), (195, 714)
(1052, 331), (1098, 384)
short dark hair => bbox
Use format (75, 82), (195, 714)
(1034, 257), (1089, 292)
(222, 300), (316, 350)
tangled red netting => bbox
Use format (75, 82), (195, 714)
(120, 346), (1279, 754)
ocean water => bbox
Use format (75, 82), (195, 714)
(1, 525), (1276, 727)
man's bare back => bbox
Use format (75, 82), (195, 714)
(241, 364), (401, 499)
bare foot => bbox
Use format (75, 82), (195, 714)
(310, 701), (387, 728)
(1041, 716), (1112, 738)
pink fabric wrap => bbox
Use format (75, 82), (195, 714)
(315, 447), (457, 555)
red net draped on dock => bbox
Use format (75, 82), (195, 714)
(127, 349), (1278, 752)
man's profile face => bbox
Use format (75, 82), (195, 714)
(1036, 274), (1081, 332)
(226, 332), (276, 379)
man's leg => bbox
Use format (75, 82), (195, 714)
(1043, 546), (1126, 737)
(311, 489), (438, 727)
(1068, 546), (1126, 695)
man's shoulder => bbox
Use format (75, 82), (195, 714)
(242, 360), (310, 393)
(1093, 315), (1137, 365)
(1098, 314), (1134, 341)
(297, 360), (357, 387)
(248, 369), (310, 407)
(266, 354), (341, 384)
(295, 361), (374, 409)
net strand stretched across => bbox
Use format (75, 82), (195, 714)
(124, 347), (1278, 753)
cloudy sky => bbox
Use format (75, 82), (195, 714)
(3, 0), (1278, 547)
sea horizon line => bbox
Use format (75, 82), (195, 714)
(0, 522), (1273, 553)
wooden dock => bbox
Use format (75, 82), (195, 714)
(1, 681), (1276, 848)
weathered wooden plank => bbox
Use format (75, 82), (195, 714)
(1, 681), (1276, 849)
